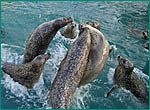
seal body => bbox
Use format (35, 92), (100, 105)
(23, 17), (73, 64)
(61, 22), (77, 39)
(86, 21), (100, 30)
(106, 56), (149, 105)
(50, 27), (91, 109)
(78, 24), (110, 86)
(2, 53), (51, 88)
(131, 29), (149, 40)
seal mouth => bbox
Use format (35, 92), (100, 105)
(54, 17), (73, 28)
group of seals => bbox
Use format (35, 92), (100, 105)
(106, 56), (149, 105)
(2, 16), (149, 109)
(131, 29), (149, 50)
(2, 17), (74, 88)
(50, 22), (112, 108)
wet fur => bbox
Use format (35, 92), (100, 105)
(50, 28), (91, 109)
(78, 24), (110, 86)
(114, 64), (149, 105)
(23, 17), (73, 64)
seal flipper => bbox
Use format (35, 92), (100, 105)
(109, 46), (114, 54)
(105, 85), (119, 98)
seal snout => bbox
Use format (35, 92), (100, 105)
(71, 22), (76, 29)
(79, 24), (83, 30)
(117, 55), (121, 59)
(65, 17), (73, 22)
(117, 55), (122, 62)
(44, 53), (51, 60)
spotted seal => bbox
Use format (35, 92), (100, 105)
(61, 22), (77, 39)
(131, 28), (149, 40)
(23, 17), (73, 64)
(50, 27), (91, 109)
(2, 53), (51, 88)
(106, 56), (149, 105)
(86, 21), (100, 30)
(78, 24), (110, 86)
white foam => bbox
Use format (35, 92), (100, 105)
(1, 74), (29, 98)
(107, 68), (115, 84)
(1, 28), (87, 109)
(72, 84), (91, 109)
(1, 43), (23, 65)
(1, 43), (24, 49)
(134, 68), (149, 88)
(1, 36), (69, 108)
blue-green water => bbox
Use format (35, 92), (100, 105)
(1, 1), (149, 109)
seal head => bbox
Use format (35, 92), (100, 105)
(117, 56), (134, 74)
(86, 21), (100, 30)
(2, 53), (51, 88)
(61, 22), (77, 39)
(142, 30), (149, 40)
(142, 41), (149, 50)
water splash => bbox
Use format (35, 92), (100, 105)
(1, 32), (72, 109)
(71, 84), (91, 109)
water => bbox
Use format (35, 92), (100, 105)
(1, 1), (149, 109)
